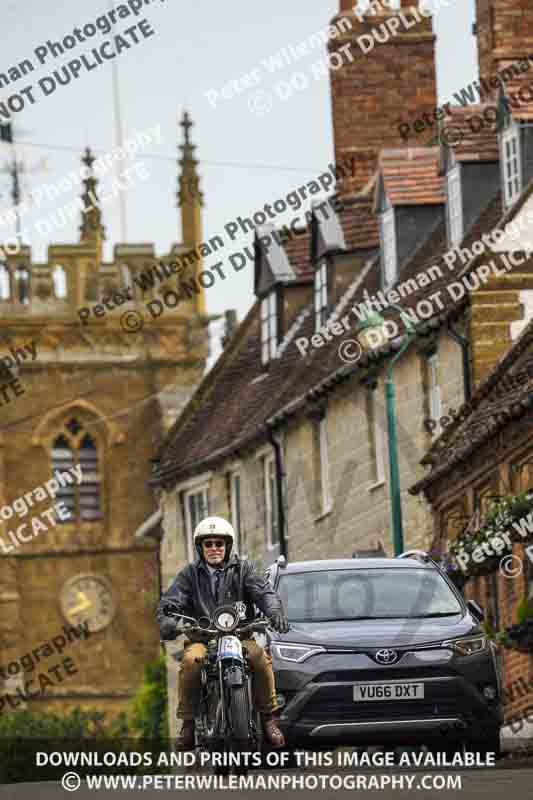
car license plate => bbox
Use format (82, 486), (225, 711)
(353, 682), (424, 701)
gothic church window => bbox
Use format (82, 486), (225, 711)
(51, 419), (103, 522)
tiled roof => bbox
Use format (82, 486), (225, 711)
(410, 318), (533, 495)
(377, 147), (446, 207)
(281, 227), (314, 279)
(153, 184), (507, 487)
(152, 154), (533, 488)
(440, 105), (500, 163)
(338, 195), (380, 250)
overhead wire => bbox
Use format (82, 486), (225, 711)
(0, 139), (323, 174)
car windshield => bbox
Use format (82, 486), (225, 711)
(277, 569), (462, 622)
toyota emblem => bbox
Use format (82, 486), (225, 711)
(375, 649), (399, 665)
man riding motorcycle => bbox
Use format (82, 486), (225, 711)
(156, 516), (290, 750)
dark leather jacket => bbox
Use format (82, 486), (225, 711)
(156, 555), (284, 642)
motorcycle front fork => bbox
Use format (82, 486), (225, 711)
(197, 658), (258, 745)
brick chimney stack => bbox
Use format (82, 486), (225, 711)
(329, 1), (437, 197)
(475, 0), (533, 81)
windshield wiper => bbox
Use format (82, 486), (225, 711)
(400, 612), (461, 618)
(290, 613), (460, 622)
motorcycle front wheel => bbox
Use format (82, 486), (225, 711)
(229, 685), (250, 741)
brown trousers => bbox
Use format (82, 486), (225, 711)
(177, 639), (278, 720)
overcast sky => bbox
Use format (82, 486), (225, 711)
(1, 0), (476, 351)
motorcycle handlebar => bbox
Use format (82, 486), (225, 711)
(173, 618), (272, 636)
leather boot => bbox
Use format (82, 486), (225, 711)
(262, 715), (285, 747)
(175, 719), (195, 751)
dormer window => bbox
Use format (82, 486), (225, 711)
(501, 121), (522, 208)
(381, 208), (397, 288)
(447, 164), (463, 247)
(314, 260), (328, 332)
(261, 291), (278, 365)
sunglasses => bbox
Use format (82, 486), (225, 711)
(202, 539), (226, 549)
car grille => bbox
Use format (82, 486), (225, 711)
(314, 666), (456, 683)
(300, 684), (471, 724)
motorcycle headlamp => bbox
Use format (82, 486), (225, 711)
(213, 605), (239, 633)
(441, 634), (487, 656)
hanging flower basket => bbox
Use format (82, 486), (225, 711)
(493, 596), (533, 653)
(498, 621), (533, 654)
(448, 491), (533, 578)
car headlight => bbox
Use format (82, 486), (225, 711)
(272, 643), (326, 663)
(441, 635), (487, 656)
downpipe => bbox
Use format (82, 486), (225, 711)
(267, 427), (288, 559)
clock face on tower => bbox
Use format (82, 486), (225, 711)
(60, 573), (116, 633)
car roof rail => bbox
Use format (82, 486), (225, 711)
(396, 550), (434, 565)
(264, 554), (287, 587)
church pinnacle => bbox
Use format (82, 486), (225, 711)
(79, 147), (106, 247)
(177, 111), (203, 253)
(178, 111), (203, 210)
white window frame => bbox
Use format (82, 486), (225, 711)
(501, 121), (522, 208)
(183, 484), (210, 561)
(381, 208), (397, 288)
(447, 164), (463, 248)
(229, 470), (244, 557)
(428, 354), (442, 437)
(261, 291), (278, 365)
(263, 454), (279, 550)
(371, 391), (386, 485)
(314, 260), (328, 332)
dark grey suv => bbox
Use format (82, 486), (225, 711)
(265, 552), (502, 756)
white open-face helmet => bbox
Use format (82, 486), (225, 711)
(193, 516), (235, 560)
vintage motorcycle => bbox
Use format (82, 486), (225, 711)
(163, 600), (273, 772)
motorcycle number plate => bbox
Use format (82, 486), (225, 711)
(220, 636), (243, 659)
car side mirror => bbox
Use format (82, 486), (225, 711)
(467, 600), (485, 622)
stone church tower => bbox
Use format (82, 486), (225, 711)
(0, 113), (208, 719)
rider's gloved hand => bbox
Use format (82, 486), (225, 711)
(269, 612), (290, 634)
(160, 617), (178, 641)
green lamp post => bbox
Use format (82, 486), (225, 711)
(357, 305), (416, 556)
